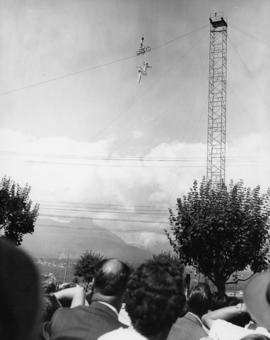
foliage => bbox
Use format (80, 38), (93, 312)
(0, 177), (39, 245)
(165, 178), (270, 296)
(74, 250), (105, 283)
(152, 251), (184, 273)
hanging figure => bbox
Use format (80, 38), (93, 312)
(137, 62), (152, 83)
(136, 36), (151, 56)
(139, 36), (144, 51)
(136, 36), (152, 83)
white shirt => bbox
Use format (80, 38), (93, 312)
(188, 312), (209, 334)
(118, 304), (131, 326)
(208, 319), (270, 340)
(98, 327), (148, 340)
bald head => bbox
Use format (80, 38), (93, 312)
(101, 259), (125, 275)
(93, 258), (130, 297)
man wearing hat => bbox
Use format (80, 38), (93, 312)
(202, 272), (270, 340)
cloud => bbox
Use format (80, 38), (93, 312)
(0, 128), (269, 248)
(132, 130), (144, 139)
(227, 132), (270, 190)
(118, 231), (170, 250)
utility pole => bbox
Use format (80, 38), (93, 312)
(207, 12), (228, 185)
(63, 251), (70, 283)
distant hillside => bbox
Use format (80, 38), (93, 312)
(22, 218), (152, 264)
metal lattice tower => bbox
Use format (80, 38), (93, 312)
(207, 13), (228, 185)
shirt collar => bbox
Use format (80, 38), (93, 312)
(188, 312), (202, 323)
(188, 312), (209, 333)
(97, 301), (118, 317)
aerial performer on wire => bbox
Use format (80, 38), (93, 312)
(136, 36), (151, 83)
(137, 61), (152, 83)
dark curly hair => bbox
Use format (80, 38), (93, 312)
(188, 283), (212, 317)
(125, 258), (186, 337)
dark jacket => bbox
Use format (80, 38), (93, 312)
(41, 301), (125, 340)
(167, 312), (208, 340)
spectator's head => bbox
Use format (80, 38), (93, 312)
(125, 258), (186, 340)
(41, 273), (57, 294)
(41, 294), (61, 322)
(0, 239), (41, 340)
(227, 296), (242, 306)
(92, 258), (131, 311)
(188, 283), (212, 318)
(244, 271), (270, 331)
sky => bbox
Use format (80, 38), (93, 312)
(0, 0), (270, 251)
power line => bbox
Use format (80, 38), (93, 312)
(40, 203), (168, 211)
(230, 25), (270, 49)
(39, 213), (168, 224)
(25, 159), (205, 168)
(0, 152), (260, 168)
(40, 207), (168, 216)
(0, 149), (204, 160)
(228, 33), (266, 118)
(0, 54), (136, 97)
(0, 155), (260, 168)
(40, 204), (168, 211)
(0, 152), (206, 168)
(152, 24), (208, 51)
(0, 25), (208, 98)
(0, 153), (205, 162)
(0, 150), (259, 162)
(24, 159), (259, 168)
(39, 201), (172, 216)
(108, 32), (207, 154)
(228, 36), (252, 76)
(39, 200), (170, 209)
(37, 224), (167, 234)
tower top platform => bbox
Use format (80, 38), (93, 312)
(209, 12), (227, 28)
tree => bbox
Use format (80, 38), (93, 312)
(0, 177), (39, 245)
(165, 178), (270, 297)
(74, 250), (105, 283)
(152, 251), (184, 273)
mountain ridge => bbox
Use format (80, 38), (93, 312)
(22, 217), (153, 264)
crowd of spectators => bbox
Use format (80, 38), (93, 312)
(1, 238), (270, 340)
